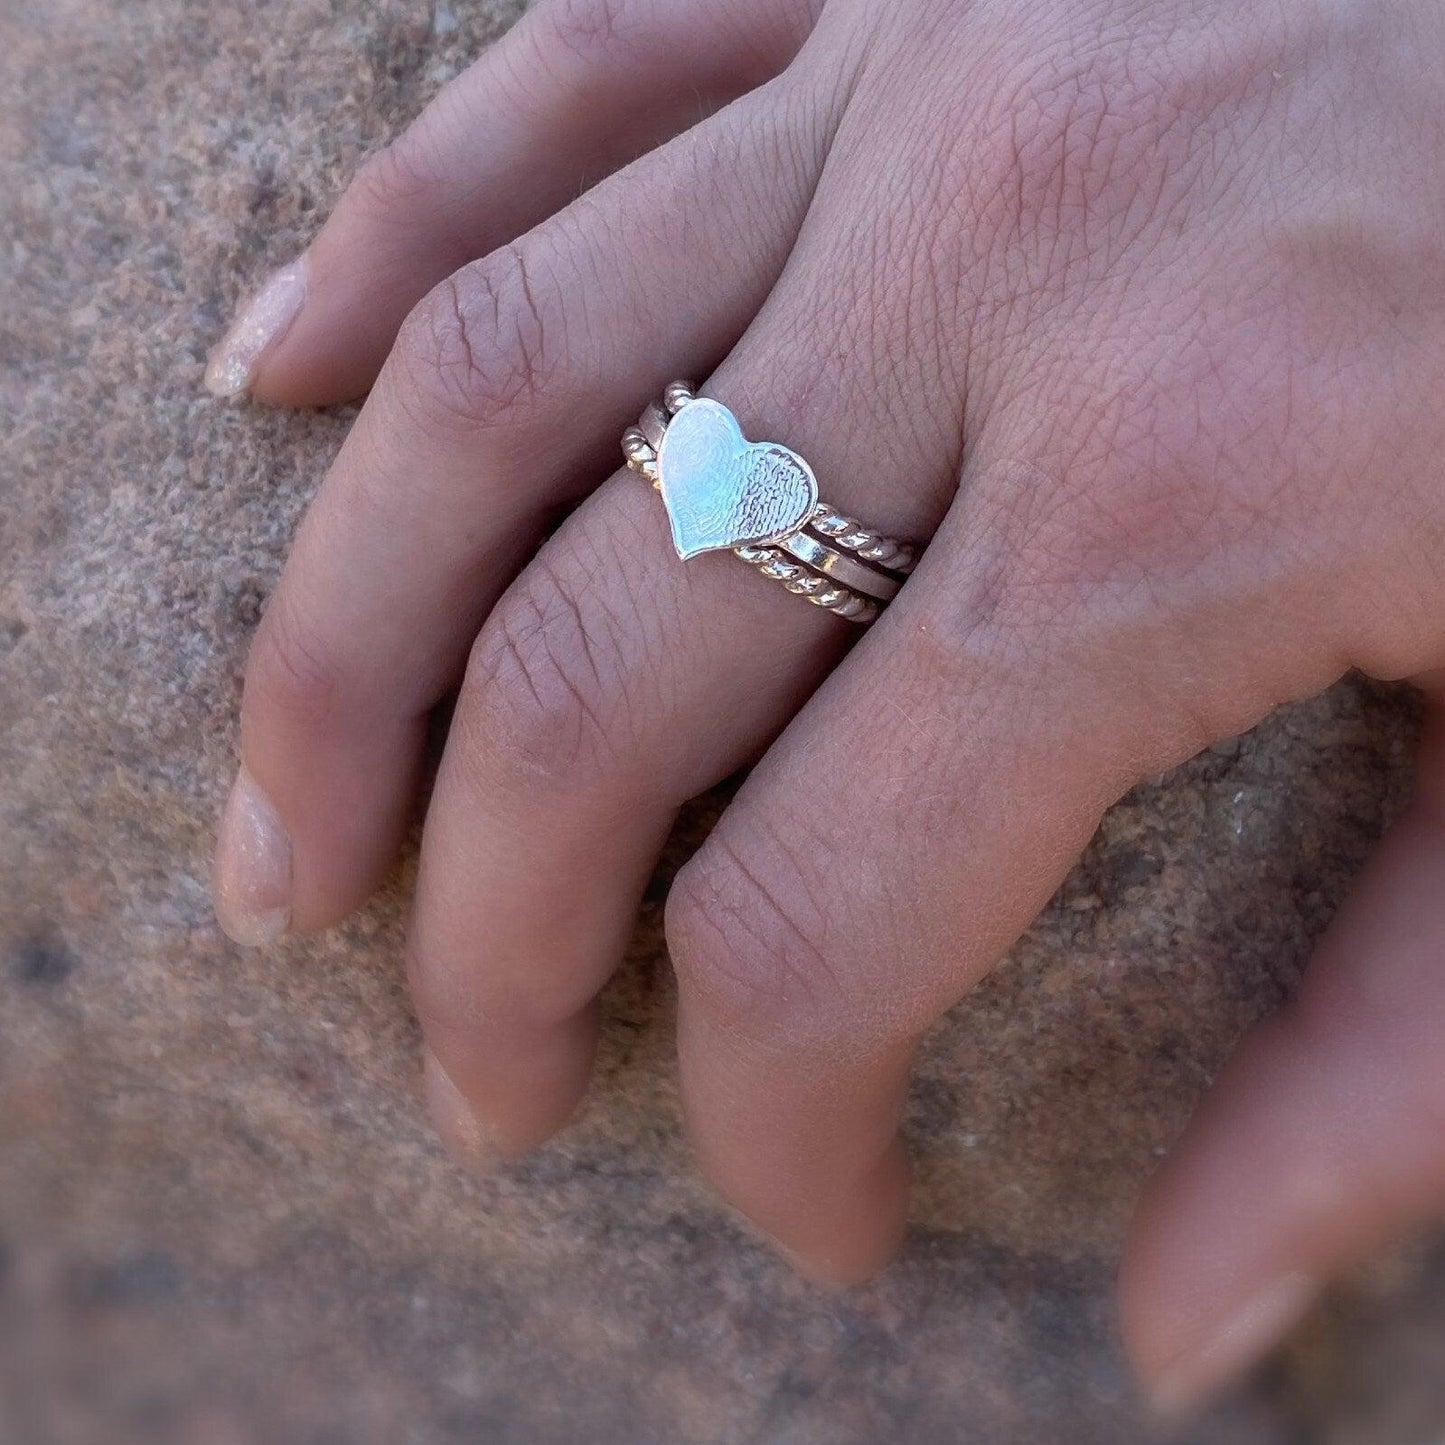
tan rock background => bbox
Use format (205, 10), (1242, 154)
(3, 1), (1443, 1440)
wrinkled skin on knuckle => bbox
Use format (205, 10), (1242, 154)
(456, 537), (651, 796)
(667, 823), (868, 1041)
(346, 131), (450, 227)
(245, 590), (349, 737)
(778, 0), (1293, 503)
(392, 245), (558, 437)
(827, 0), (1275, 304)
(934, 342), (1445, 779)
(946, 338), (1314, 707)
(971, 248), (1445, 680)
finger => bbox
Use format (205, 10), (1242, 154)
(1119, 688), (1445, 1414)
(663, 503), (1170, 1281)
(214, 87), (820, 948)
(404, 165), (975, 1155)
(407, 464), (873, 1158)
(205, 0), (819, 406)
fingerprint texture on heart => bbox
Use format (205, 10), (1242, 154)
(657, 400), (818, 560)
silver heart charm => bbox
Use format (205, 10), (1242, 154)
(656, 399), (819, 560)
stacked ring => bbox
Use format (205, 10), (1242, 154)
(622, 383), (917, 624)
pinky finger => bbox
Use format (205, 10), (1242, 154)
(1120, 686), (1445, 1413)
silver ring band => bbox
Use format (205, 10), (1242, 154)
(776, 530), (901, 602)
(622, 384), (918, 625)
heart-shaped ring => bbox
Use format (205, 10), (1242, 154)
(622, 385), (918, 625)
(655, 398), (819, 560)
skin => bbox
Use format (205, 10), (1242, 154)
(210, 0), (1445, 1410)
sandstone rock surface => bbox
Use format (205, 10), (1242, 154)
(3, 2), (1443, 1440)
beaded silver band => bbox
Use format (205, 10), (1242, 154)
(622, 383), (917, 625)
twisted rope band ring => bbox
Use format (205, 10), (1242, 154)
(621, 383), (918, 625)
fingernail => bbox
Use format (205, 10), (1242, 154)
(204, 255), (308, 397)
(213, 764), (292, 946)
(422, 1048), (491, 1162)
(1149, 1271), (1318, 1417)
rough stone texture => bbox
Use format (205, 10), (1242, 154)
(2, 2), (1444, 1441)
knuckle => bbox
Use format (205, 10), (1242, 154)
(245, 592), (348, 733)
(455, 549), (630, 794)
(393, 245), (553, 436)
(1012, 47), (1160, 194)
(964, 314), (1306, 639)
(536, 0), (648, 66)
(961, 10), (1278, 275)
(932, 450), (1132, 653)
(666, 827), (845, 1037)
(407, 942), (588, 1039)
(348, 132), (445, 224)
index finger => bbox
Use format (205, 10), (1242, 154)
(207, 0), (817, 406)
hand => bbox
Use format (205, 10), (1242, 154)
(208, 0), (1445, 1411)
